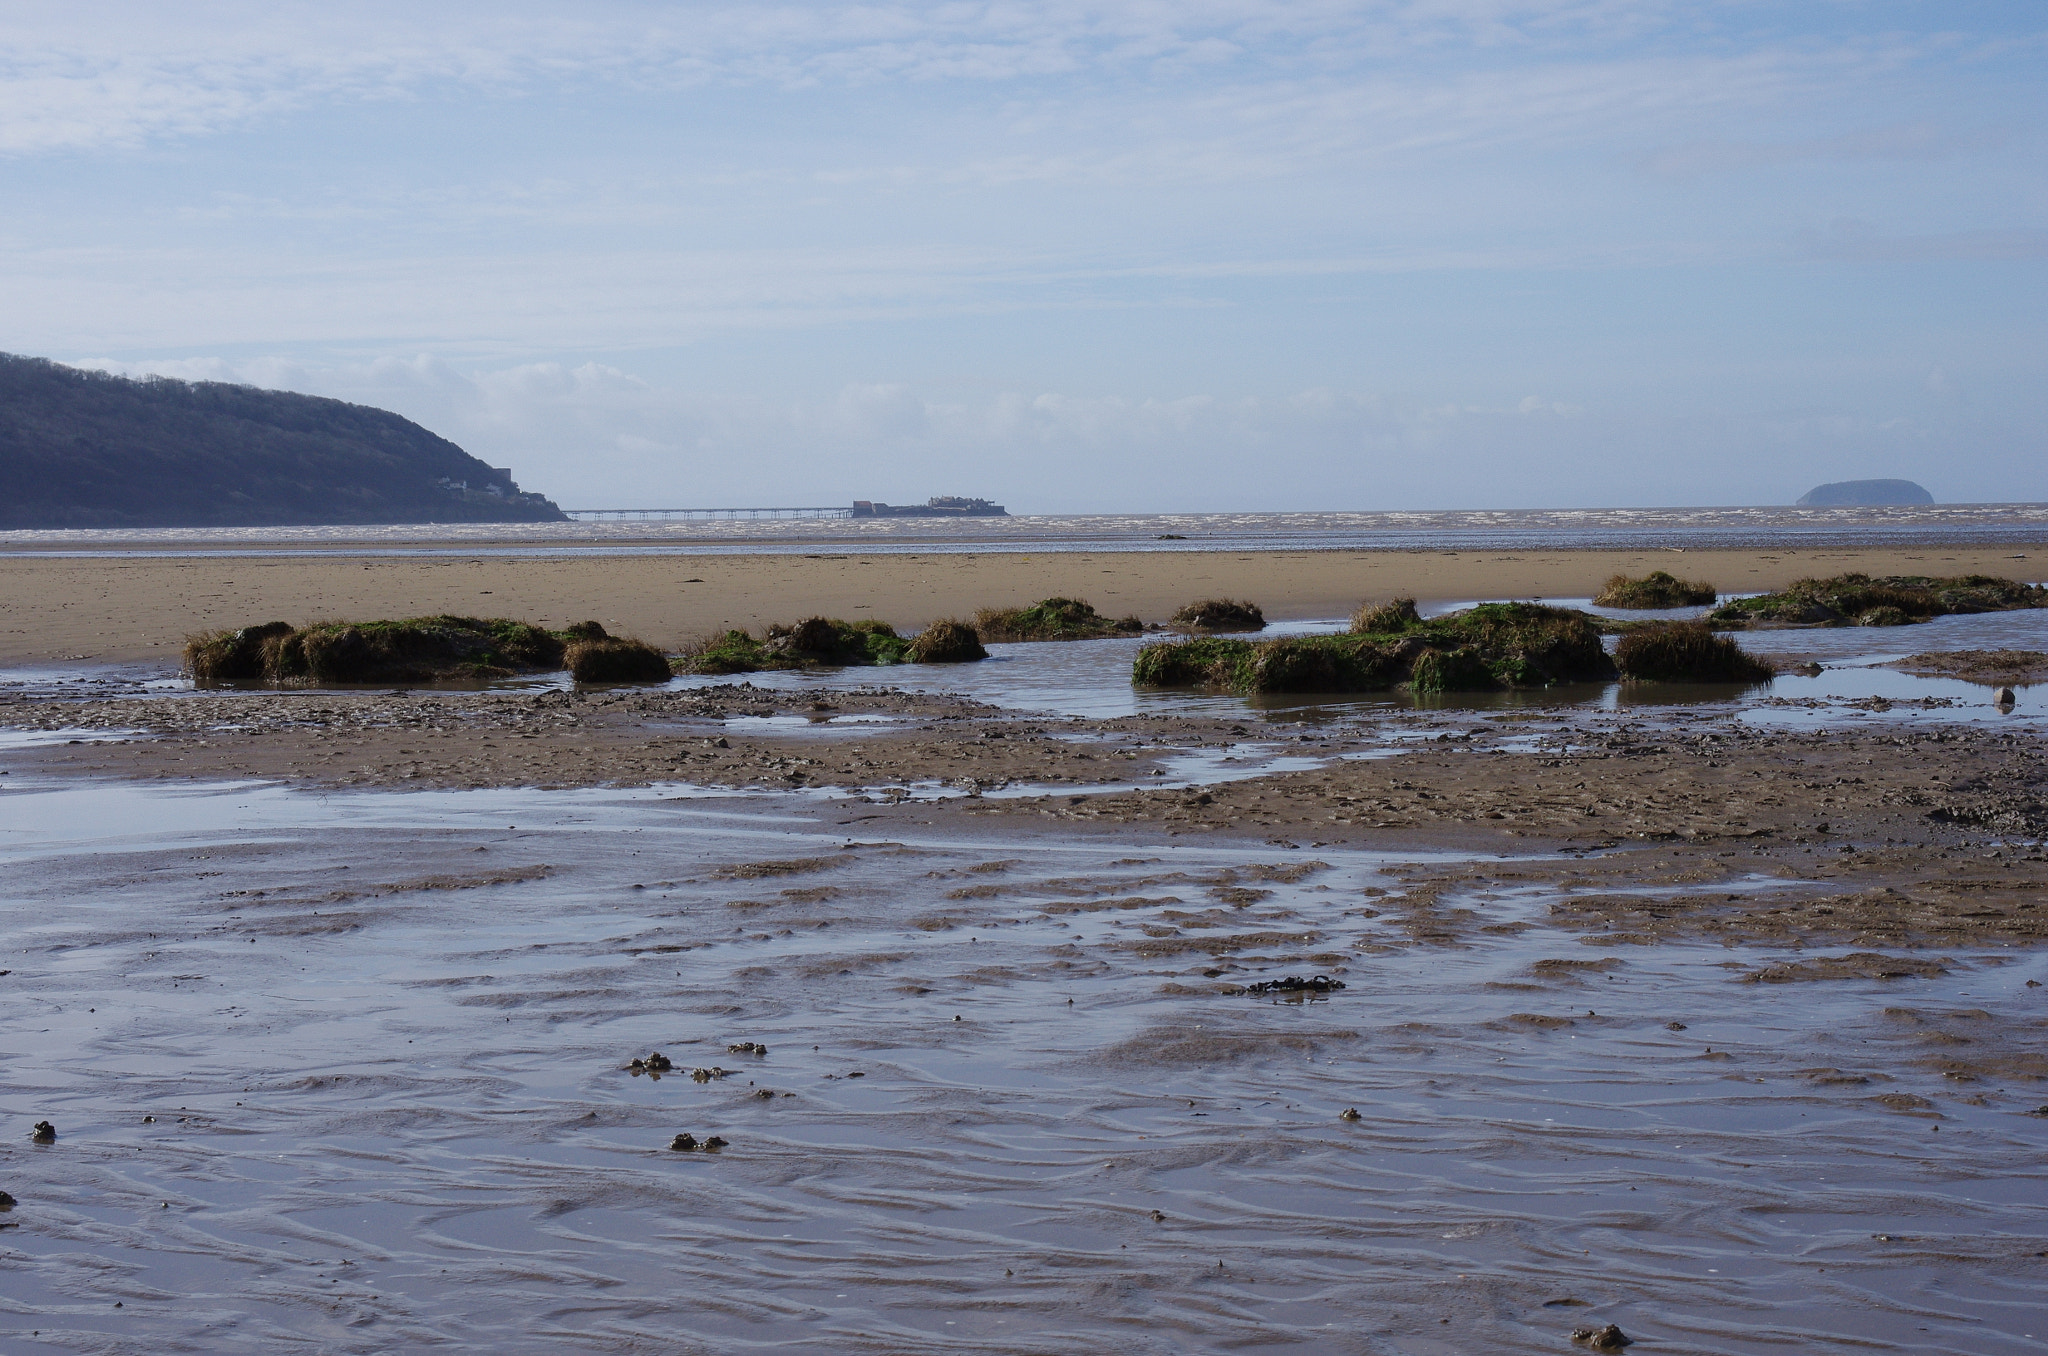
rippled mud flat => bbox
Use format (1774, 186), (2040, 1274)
(1, 778), (2045, 1354)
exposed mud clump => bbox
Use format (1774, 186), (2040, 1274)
(628, 1051), (674, 1075)
(669, 1132), (730, 1152)
(974, 598), (1144, 642)
(1571, 1324), (1632, 1350)
(1242, 974), (1346, 995)
(1709, 573), (2048, 628)
(1742, 953), (1950, 983)
(1595, 570), (1717, 608)
(716, 856), (847, 879)
(1887, 649), (2048, 686)
(1169, 599), (1266, 632)
(30, 1120), (55, 1143)
(1615, 622), (1775, 683)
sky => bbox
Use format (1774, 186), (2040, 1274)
(1, 1), (2043, 512)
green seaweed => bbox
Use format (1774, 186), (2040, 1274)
(974, 598), (1143, 642)
(1134, 600), (1616, 694)
(1594, 570), (1717, 608)
(186, 615), (570, 685)
(1167, 598), (1265, 632)
(1708, 573), (2048, 627)
(677, 617), (917, 674)
(1613, 623), (1775, 683)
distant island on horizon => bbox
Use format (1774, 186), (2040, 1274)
(1796, 478), (1934, 507)
(0, 353), (565, 529)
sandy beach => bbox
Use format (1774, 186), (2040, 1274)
(2, 542), (2041, 666)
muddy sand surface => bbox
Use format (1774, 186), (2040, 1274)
(1889, 650), (2048, 686)
(2, 681), (2046, 1352)
(7, 680), (2047, 951)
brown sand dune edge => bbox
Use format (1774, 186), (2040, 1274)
(7, 684), (2044, 949)
(1, 544), (2040, 666)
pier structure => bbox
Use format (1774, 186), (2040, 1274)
(562, 506), (854, 522)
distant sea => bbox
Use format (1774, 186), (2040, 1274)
(6, 504), (2048, 557)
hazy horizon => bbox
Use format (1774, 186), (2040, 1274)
(5, 2), (2043, 513)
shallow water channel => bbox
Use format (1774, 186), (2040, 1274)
(1, 775), (2044, 1352)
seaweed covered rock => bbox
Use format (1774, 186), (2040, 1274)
(1614, 622), (1774, 683)
(678, 618), (916, 674)
(1168, 599), (1266, 632)
(973, 597), (1143, 642)
(1709, 574), (2048, 628)
(907, 619), (988, 663)
(1136, 601), (1615, 694)
(185, 616), (568, 685)
(1594, 570), (1717, 608)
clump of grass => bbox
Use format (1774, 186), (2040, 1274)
(184, 621), (295, 682)
(908, 619), (987, 663)
(1709, 573), (2048, 627)
(186, 616), (570, 686)
(1168, 599), (1265, 632)
(675, 617), (923, 674)
(1350, 598), (1420, 633)
(1613, 622), (1775, 683)
(973, 598), (1143, 643)
(564, 634), (674, 683)
(1594, 570), (1717, 608)
(1136, 600), (1615, 694)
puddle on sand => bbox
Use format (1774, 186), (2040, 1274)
(0, 778), (2043, 1353)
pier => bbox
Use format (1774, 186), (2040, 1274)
(562, 506), (854, 522)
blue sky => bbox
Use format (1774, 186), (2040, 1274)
(2, 1), (2042, 510)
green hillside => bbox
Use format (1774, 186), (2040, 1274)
(0, 353), (565, 528)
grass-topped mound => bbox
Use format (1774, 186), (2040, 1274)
(678, 616), (981, 673)
(1614, 623), (1774, 683)
(184, 616), (671, 686)
(973, 598), (1143, 643)
(559, 622), (673, 683)
(1134, 600), (1616, 694)
(1709, 573), (2048, 627)
(1168, 599), (1266, 632)
(1594, 570), (1717, 608)
(907, 619), (988, 663)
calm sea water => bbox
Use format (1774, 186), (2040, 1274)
(6, 504), (2048, 558)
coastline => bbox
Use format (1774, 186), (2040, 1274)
(2, 542), (2041, 667)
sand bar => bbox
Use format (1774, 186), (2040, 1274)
(2, 543), (2041, 665)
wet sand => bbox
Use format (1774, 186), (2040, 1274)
(0, 755), (2044, 1352)
(2, 542), (2041, 665)
(7, 682), (2047, 951)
